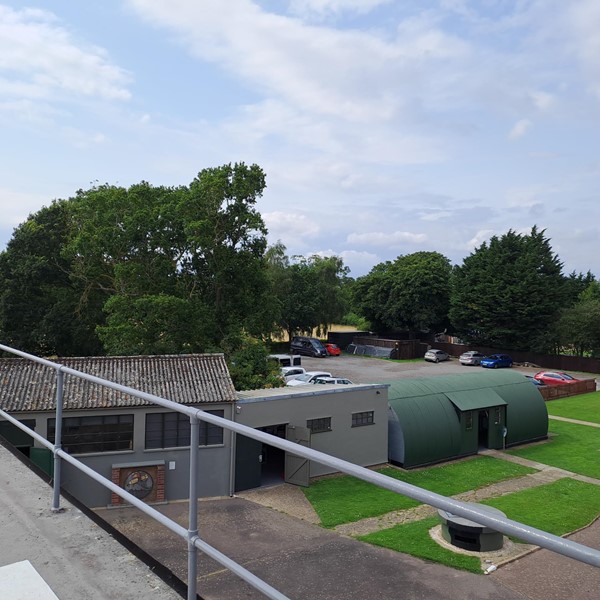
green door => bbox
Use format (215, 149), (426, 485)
(234, 433), (263, 492)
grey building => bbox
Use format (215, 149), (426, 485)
(0, 354), (236, 507)
(235, 384), (389, 490)
(0, 354), (389, 507)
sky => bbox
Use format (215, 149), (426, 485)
(1, 0), (599, 278)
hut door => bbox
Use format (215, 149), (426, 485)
(284, 425), (311, 487)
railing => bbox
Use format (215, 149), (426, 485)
(0, 343), (599, 600)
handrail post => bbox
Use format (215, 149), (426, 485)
(52, 368), (64, 512)
(187, 415), (199, 600)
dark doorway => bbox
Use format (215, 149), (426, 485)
(258, 424), (286, 487)
(478, 410), (489, 448)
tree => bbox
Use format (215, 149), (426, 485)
(65, 163), (272, 353)
(353, 252), (452, 335)
(271, 253), (349, 341)
(223, 335), (284, 391)
(449, 227), (566, 352)
(556, 282), (600, 356)
(0, 201), (103, 355)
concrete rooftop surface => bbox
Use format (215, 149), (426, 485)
(0, 442), (182, 600)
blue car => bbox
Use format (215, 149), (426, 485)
(480, 353), (513, 368)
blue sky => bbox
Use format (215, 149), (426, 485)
(1, 0), (599, 277)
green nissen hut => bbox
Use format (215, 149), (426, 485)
(387, 371), (548, 468)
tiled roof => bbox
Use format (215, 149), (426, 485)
(0, 354), (236, 412)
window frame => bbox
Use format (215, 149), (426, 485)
(145, 409), (225, 449)
(351, 411), (375, 428)
(306, 416), (332, 434)
(47, 414), (134, 455)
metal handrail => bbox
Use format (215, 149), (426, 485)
(0, 343), (598, 600)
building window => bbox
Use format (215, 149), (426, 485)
(306, 417), (331, 433)
(351, 411), (375, 427)
(465, 411), (473, 431)
(145, 410), (224, 449)
(48, 415), (134, 454)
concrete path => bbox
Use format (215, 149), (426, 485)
(548, 415), (600, 427)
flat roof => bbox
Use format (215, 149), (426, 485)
(0, 443), (181, 600)
(237, 383), (388, 404)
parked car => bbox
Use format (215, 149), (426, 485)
(459, 351), (484, 366)
(281, 366), (306, 382)
(324, 342), (341, 356)
(424, 349), (450, 363)
(533, 371), (579, 385)
(268, 353), (302, 367)
(312, 377), (353, 385)
(286, 371), (332, 387)
(480, 354), (513, 368)
(290, 336), (328, 358)
(525, 375), (545, 387)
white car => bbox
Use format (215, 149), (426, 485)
(424, 349), (449, 363)
(286, 371), (332, 387)
(312, 377), (353, 385)
(281, 366), (306, 382)
(459, 351), (484, 366)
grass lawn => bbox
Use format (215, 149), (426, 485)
(302, 456), (535, 528)
(359, 478), (600, 574)
(482, 478), (600, 536)
(508, 420), (600, 478)
(359, 517), (482, 574)
(546, 391), (600, 424)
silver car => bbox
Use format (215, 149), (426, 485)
(424, 349), (449, 363)
(459, 351), (484, 366)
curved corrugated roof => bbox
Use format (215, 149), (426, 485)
(387, 371), (547, 468)
(0, 354), (236, 412)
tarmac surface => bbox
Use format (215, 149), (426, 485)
(98, 495), (528, 600)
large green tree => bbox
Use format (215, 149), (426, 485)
(353, 252), (452, 335)
(65, 163), (272, 354)
(270, 252), (349, 341)
(449, 227), (566, 352)
(0, 201), (104, 355)
(556, 282), (600, 357)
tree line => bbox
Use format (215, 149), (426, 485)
(1, 163), (598, 389)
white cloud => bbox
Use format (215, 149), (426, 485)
(508, 118), (532, 140)
(419, 210), (453, 222)
(347, 231), (427, 247)
(0, 5), (131, 118)
(466, 229), (494, 251)
(263, 211), (320, 247)
(289, 0), (391, 17)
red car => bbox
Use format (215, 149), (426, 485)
(533, 371), (578, 385)
(325, 343), (341, 356)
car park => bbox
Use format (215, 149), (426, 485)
(424, 349), (450, 363)
(286, 371), (332, 386)
(325, 343), (341, 356)
(533, 371), (579, 385)
(459, 351), (484, 366)
(312, 376), (353, 385)
(290, 336), (328, 358)
(480, 354), (513, 369)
